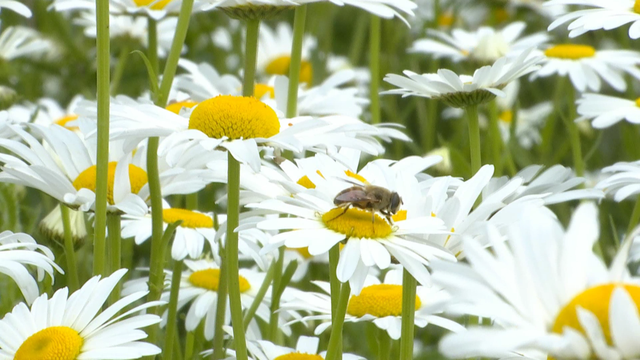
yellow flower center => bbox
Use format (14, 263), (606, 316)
(635, 97), (640, 107)
(499, 110), (513, 124)
(188, 95), (279, 140)
(166, 100), (198, 114)
(162, 208), (213, 228)
(54, 115), (79, 130)
(347, 284), (421, 317)
(322, 207), (392, 239)
(133, 0), (172, 10)
(188, 268), (251, 292)
(544, 44), (596, 60)
(437, 12), (454, 27)
(552, 284), (640, 345)
(14, 326), (83, 360)
(265, 56), (313, 85)
(634, 0), (640, 13)
(72, 162), (148, 205)
(274, 353), (323, 360)
(392, 209), (407, 222)
(254, 84), (276, 99)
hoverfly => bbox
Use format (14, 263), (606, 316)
(332, 184), (403, 225)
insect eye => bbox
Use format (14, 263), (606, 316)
(390, 193), (401, 212)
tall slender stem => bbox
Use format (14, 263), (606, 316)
(564, 83), (584, 176)
(466, 104), (481, 175)
(242, 19), (260, 97)
(268, 247), (285, 342)
(369, 15), (381, 124)
(163, 260), (184, 360)
(377, 326), (391, 360)
(325, 280), (351, 360)
(244, 260), (275, 328)
(184, 331), (196, 360)
(399, 269), (416, 360)
(107, 212), (122, 304)
(110, 45), (130, 95)
(225, 153), (247, 360)
(93, 0), (110, 277)
(147, 17), (159, 78)
(60, 204), (79, 291)
(328, 245), (340, 318)
(185, 193), (198, 210)
(211, 244), (228, 359)
(286, 5), (307, 118)
(487, 100), (503, 175)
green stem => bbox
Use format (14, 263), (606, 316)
(377, 327), (392, 360)
(147, 17), (159, 79)
(369, 15), (381, 125)
(563, 84), (584, 176)
(93, 0), (110, 278)
(466, 104), (481, 175)
(184, 331), (196, 360)
(348, 14), (368, 65)
(244, 260), (275, 328)
(110, 45), (129, 95)
(60, 204), (79, 291)
(107, 213), (122, 304)
(225, 153), (247, 360)
(268, 247), (285, 342)
(211, 245), (228, 360)
(163, 260), (184, 360)
(325, 280), (351, 360)
(328, 245), (340, 318)
(627, 196), (640, 238)
(157, 0), (195, 106)
(185, 193), (198, 210)
(399, 269), (416, 360)
(242, 19), (260, 97)
(487, 100), (503, 176)
(286, 5), (307, 118)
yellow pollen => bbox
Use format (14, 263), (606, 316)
(166, 100), (197, 114)
(344, 170), (368, 184)
(544, 44), (596, 60)
(265, 56), (313, 85)
(322, 207), (393, 239)
(437, 12), (454, 27)
(188, 95), (279, 140)
(14, 326), (83, 360)
(552, 284), (640, 345)
(188, 268), (251, 292)
(274, 353), (323, 360)
(297, 175), (316, 189)
(499, 110), (513, 124)
(133, 0), (172, 9)
(254, 84), (276, 99)
(392, 209), (407, 222)
(162, 208), (213, 228)
(72, 162), (148, 205)
(54, 114), (79, 130)
(347, 284), (421, 317)
(634, 0), (640, 13)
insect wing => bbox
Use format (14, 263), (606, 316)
(334, 188), (377, 207)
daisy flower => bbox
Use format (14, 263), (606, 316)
(531, 45), (640, 92)
(546, 0), (640, 39)
(326, 0), (417, 25)
(174, 59), (243, 101)
(39, 204), (88, 250)
(206, 0), (316, 21)
(0, 269), (162, 359)
(0, 26), (58, 62)
(410, 22), (549, 63)
(281, 267), (464, 339)
(0, 1), (32, 17)
(122, 207), (216, 260)
(247, 336), (365, 360)
(0, 231), (63, 305)
(0, 123), (212, 215)
(433, 202), (640, 360)
(575, 93), (640, 128)
(122, 259), (275, 340)
(49, 0), (213, 20)
(256, 22), (317, 85)
(251, 154), (453, 292)
(5, 95), (85, 130)
(596, 161), (640, 202)
(384, 49), (542, 108)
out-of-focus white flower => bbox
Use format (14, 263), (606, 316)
(576, 93), (640, 128)
(0, 1), (32, 17)
(547, 0), (640, 39)
(0, 26), (59, 62)
(596, 161), (640, 201)
(411, 22), (549, 63)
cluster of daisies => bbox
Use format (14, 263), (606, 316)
(2, 0), (640, 359)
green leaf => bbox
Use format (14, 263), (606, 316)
(130, 50), (159, 99)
